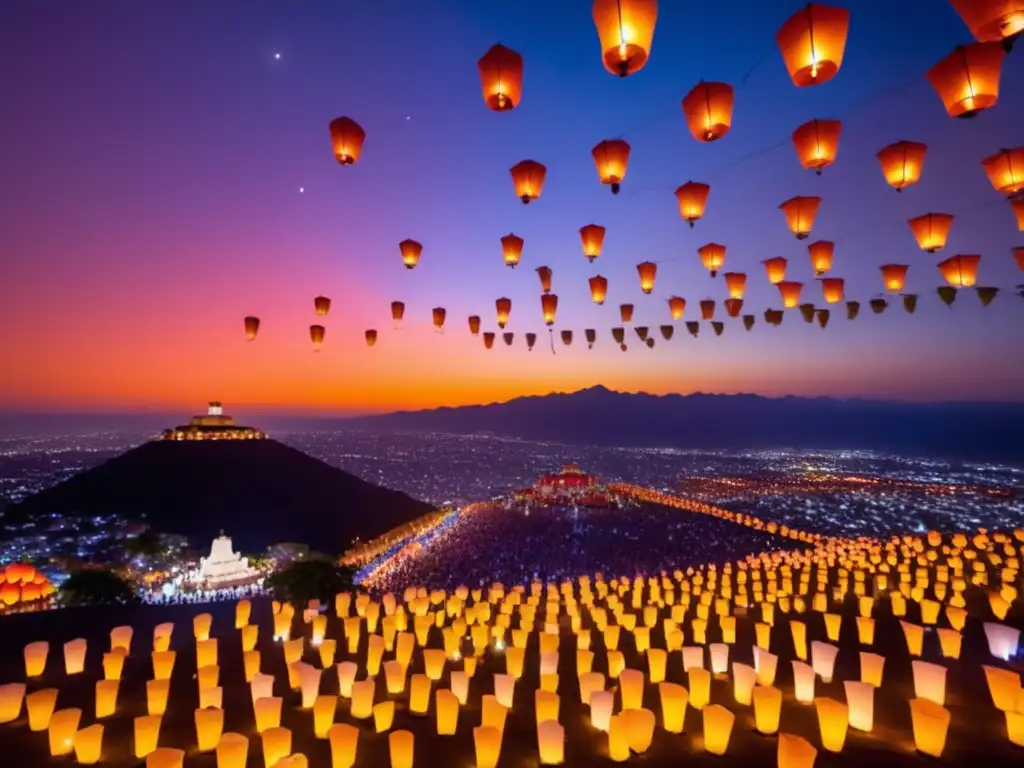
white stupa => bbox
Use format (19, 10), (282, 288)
(197, 531), (259, 586)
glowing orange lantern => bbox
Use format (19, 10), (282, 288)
(723, 272), (746, 299)
(1013, 199), (1024, 230)
(698, 242), (725, 276)
(682, 81), (734, 142)
(762, 257), (787, 284)
(495, 298), (512, 329)
(244, 316), (259, 341)
(432, 307), (446, 331)
(501, 234), (524, 268)
(510, 161), (546, 204)
(780, 196), (820, 239)
(938, 255), (981, 287)
(792, 119), (841, 173)
(1014, 246), (1024, 271)
(592, 0), (658, 77)
(592, 139), (631, 193)
(880, 264), (908, 293)
(876, 141), (927, 190)
(777, 281), (803, 309)
(675, 182), (710, 226)
(637, 262), (657, 293)
(579, 224), (605, 261)
(808, 240), (834, 276)
(908, 213), (953, 252)
(477, 44), (523, 111)
(308, 325), (325, 350)
(981, 147), (1024, 195)
(399, 239), (423, 269)
(329, 117), (366, 165)
(589, 275), (608, 304)
(541, 294), (558, 326)
(820, 278), (844, 303)
(364, 330), (377, 347)
(314, 296), (331, 316)
(926, 43), (1005, 118)
(668, 296), (686, 320)
(776, 4), (850, 87)
(950, 1), (1024, 46)
(536, 266), (552, 293)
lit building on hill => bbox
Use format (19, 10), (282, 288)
(160, 402), (266, 441)
(512, 464), (617, 507)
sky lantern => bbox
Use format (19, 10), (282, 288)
(1014, 246), (1024, 271)
(698, 242), (725, 277)
(561, 330), (573, 346)
(620, 303), (634, 323)
(981, 147), (1024, 195)
(1013, 198), (1024, 230)
(762, 257), (788, 284)
(792, 119), (842, 173)
(328, 117), (366, 165)
(391, 301), (405, 326)
(820, 277), (845, 303)
(525, 332), (537, 350)
(700, 299), (716, 320)
(907, 213), (954, 252)
(926, 43), (1005, 118)
(724, 298), (743, 317)
(592, 140), (631, 193)
(675, 182), (710, 226)
(589, 275), (608, 304)
(586, 328), (597, 348)
(808, 240), (834, 276)
(477, 44), (523, 111)
(949, 1), (1024, 48)
(399, 239), (422, 269)
(681, 82), (734, 142)
(483, 332), (495, 350)
(365, 330), (377, 347)
(579, 225), (606, 261)
(541, 294), (558, 326)
(468, 316), (481, 335)
(309, 325), (325, 350)
(243, 316), (260, 341)
(510, 161), (546, 204)
(668, 296), (686, 320)
(535, 266), (553, 294)
(313, 296), (332, 316)
(501, 234), (524, 268)
(880, 264), (909, 292)
(723, 272), (747, 299)
(432, 307), (446, 331)
(780, 196), (821, 239)
(495, 298), (512, 329)
(876, 141), (928, 190)
(637, 262), (657, 293)
(938, 255), (981, 287)
(776, 4), (850, 87)
(592, 0), (658, 77)
(777, 281), (803, 308)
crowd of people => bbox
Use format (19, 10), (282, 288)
(369, 502), (800, 592)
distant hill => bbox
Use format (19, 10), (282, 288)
(351, 386), (1024, 463)
(5, 439), (434, 551)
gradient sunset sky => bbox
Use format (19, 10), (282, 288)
(2, 0), (1022, 415)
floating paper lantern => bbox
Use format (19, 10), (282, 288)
(636, 261), (657, 293)
(808, 240), (834, 276)
(74, 723), (103, 765)
(776, 3), (850, 86)
(541, 294), (558, 326)
(762, 257), (788, 285)
(592, 139), (631, 193)
(927, 43), (1005, 118)
(477, 44), (523, 111)
(329, 724), (358, 768)
(682, 81), (734, 142)
(950, 1), (1024, 46)
(537, 720), (564, 765)
(500, 234), (524, 268)
(676, 182), (710, 226)
(329, 117), (365, 164)
(880, 264), (908, 293)
(908, 213), (953, 252)
(820, 277), (844, 304)
(778, 733), (818, 768)
(702, 704), (735, 755)
(668, 296), (686, 320)
(64, 638), (87, 675)
(398, 239), (422, 269)
(753, 685), (782, 734)
(780, 196), (820, 239)
(792, 119), (841, 173)
(27, 687), (58, 731)
(473, 725), (501, 768)
(1013, 200), (1024, 230)
(432, 307), (446, 331)
(876, 140), (928, 190)
(777, 281), (803, 309)
(698, 242), (725, 276)
(243, 315), (260, 340)
(134, 714), (162, 759)
(536, 265), (553, 294)
(909, 698), (950, 757)
(592, 0), (658, 77)
(261, 727), (291, 768)
(938, 254), (981, 287)
(49, 707), (82, 756)
(254, 697), (282, 733)
(723, 272), (747, 299)
(580, 224), (605, 261)
(510, 162), (546, 204)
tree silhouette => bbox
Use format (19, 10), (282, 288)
(59, 569), (138, 606)
(265, 560), (355, 607)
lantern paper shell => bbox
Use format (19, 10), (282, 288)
(592, 139), (630, 193)
(682, 82), (734, 142)
(927, 43), (1005, 117)
(391, 301), (405, 325)
(702, 704), (735, 755)
(910, 699), (951, 757)
(698, 243), (725, 276)
(637, 262), (657, 293)
(468, 315), (481, 335)
(48, 707), (81, 757)
(675, 182), (710, 226)
(776, 3), (850, 86)
(778, 733), (817, 768)
(536, 266), (553, 293)
(510, 161), (546, 204)
(75, 723), (104, 765)
(700, 300), (715, 321)
(619, 303), (634, 323)
(807, 240), (834, 276)
(981, 147), (1024, 195)
(495, 298), (512, 328)
(668, 296), (686, 320)
(64, 638), (87, 675)
(780, 196), (820, 239)
(724, 298), (743, 318)
(25, 641), (48, 677)
(95, 680), (118, 719)
(313, 296), (331, 316)
(814, 697), (849, 752)
(821, 278), (845, 303)
(134, 715), (162, 758)
(541, 294), (558, 326)
(592, 0), (658, 77)
(365, 329), (377, 347)
(938, 254), (981, 287)
(244, 316), (260, 340)
(561, 330), (573, 346)
(329, 117), (366, 165)
(723, 272), (747, 299)
(398, 239), (422, 269)
(880, 264), (908, 292)
(432, 307), (446, 330)
(777, 281), (803, 309)
(908, 213), (953, 252)
(579, 224), (605, 261)
(762, 257), (788, 284)
(792, 119), (841, 172)
(586, 328), (598, 347)
(876, 140), (927, 190)
(309, 325), (325, 349)
(1013, 199), (1024, 230)
(477, 44), (523, 111)
(950, 1), (1024, 44)
(589, 275), (608, 304)
(500, 233), (524, 267)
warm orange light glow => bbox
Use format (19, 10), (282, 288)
(309, 325), (325, 350)
(328, 117), (366, 165)
(579, 224), (605, 261)
(592, 0), (658, 77)
(675, 181), (710, 226)
(820, 278), (844, 304)
(592, 139), (631, 193)
(762, 257), (787, 284)
(792, 119), (841, 173)
(780, 196), (821, 239)
(364, 329), (377, 347)
(908, 213), (954, 252)
(668, 296), (685, 320)
(244, 316), (260, 341)
(536, 266), (553, 294)
(981, 147), (1024, 195)
(682, 82), (734, 142)
(637, 261), (657, 294)
(477, 44), (523, 111)
(698, 242), (725, 276)
(500, 234), (524, 268)
(619, 303), (634, 323)
(950, 1), (1024, 44)
(723, 272), (747, 299)
(777, 281), (803, 309)
(398, 239), (422, 269)
(880, 264), (909, 293)
(1013, 199), (1024, 231)
(807, 240), (834, 276)
(927, 42), (1005, 118)
(495, 298), (512, 329)
(431, 307), (446, 331)
(541, 294), (558, 326)
(937, 254), (981, 287)
(510, 161), (546, 204)
(876, 140), (928, 190)
(776, 3), (850, 87)
(589, 275), (608, 304)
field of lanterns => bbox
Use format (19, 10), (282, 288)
(0, 484), (1022, 767)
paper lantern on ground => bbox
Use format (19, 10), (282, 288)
(807, 240), (834, 276)
(698, 242), (725, 276)
(48, 707), (82, 756)
(780, 196), (820, 239)
(146, 747), (184, 768)
(350, 680), (375, 719)
(592, 139), (630, 193)
(153, 622), (173, 652)
(328, 724), (358, 768)
(329, 117), (365, 164)
(860, 652), (885, 687)
(27, 688), (58, 731)
(658, 682), (688, 733)
(409, 674), (430, 715)
(254, 697), (282, 733)
(510, 161), (546, 204)
(636, 261), (657, 293)
(435, 689), (459, 735)
(590, 689), (614, 732)
(814, 697), (849, 752)
(877, 140), (928, 190)
(64, 638), (87, 675)
(912, 661), (947, 705)
(778, 733), (817, 768)
(688, 667), (712, 709)
(908, 213), (953, 252)
(702, 704), (735, 755)
(793, 119), (841, 173)
(623, 708), (655, 753)
(473, 725), (501, 768)
(95, 679), (118, 719)
(261, 727), (291, 768)
(195, 707), (225, 752)
(312, 695), (337, 739)
(373, 701), (395, 734)
(880, 264), (908, 293)
(619, 669), (644, 711)
(541, 294), (558, 326)
(792, 661), (815, 703)
(676, 182), (710, 226)
(494, 673), (516, 708)
(75, 723), (104, 765)
(910, 698), (950, 757)
(134, 715), (162, 758)
(754, 647), (778, 685)
(682, 81), (734, 142)
(982, 147), (1024, 194)
(927, 43), (1005, 118)
(983, 622), (1020, 660)
(580, 224), (606, 261)
(608, 713), (630, 761)
(811, 641), (839, 683)
(147, 679), (170, 716)
(821, 278), (844, 303)
(776, 3), (850, 86)
(110, 625), (133, 653)
(753, 685), (782, 734)
(733, 663), (756, 704)
(477, 44), (523, 111)
(938, 254), (980, 287)
(537, 720), (564, 765)
(592, 0), (658, 77)
(777, 281), (803, 309)
(24, 641), (48, 677)
(844, 680), (875, 732)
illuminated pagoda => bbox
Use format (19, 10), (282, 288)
(513, 464), (616, 507)
(160, 401), (266, 441)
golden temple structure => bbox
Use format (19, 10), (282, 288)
(159, 402), (266, 441)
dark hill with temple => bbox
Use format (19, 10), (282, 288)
(5, 438), (435, 552)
